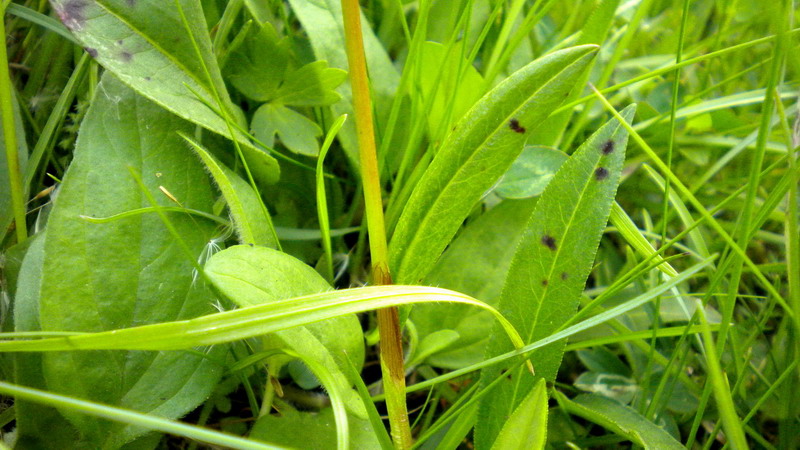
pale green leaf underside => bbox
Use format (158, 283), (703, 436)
(390, 45), (599, 285)
(204, 245), (366, 419)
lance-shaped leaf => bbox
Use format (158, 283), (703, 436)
(389, 45), (599, 285)
(410, 198), (537, 369)
(50, 0), (279, 184)
(31, 74), (225, 448)
(476, 105), (637, 448)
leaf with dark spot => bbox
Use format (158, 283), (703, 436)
(595, 167), (609, 181)
(55, 0), (87, 31)
(601, 139), (615, 155)
(48, 0), (280, 185)
(509, 119), (526, 134)
(389, 45), (598, 284)
(84, 47), (97, 58)
(476, 105), (636, 447)
(541, 234), (557, 251)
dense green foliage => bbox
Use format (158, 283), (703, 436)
(1, 0), (798, 448)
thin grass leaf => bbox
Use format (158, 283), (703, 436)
(0, 381), (283, 450)
(0, 285), (526, 355)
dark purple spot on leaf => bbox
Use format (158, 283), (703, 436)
(509, 119), (526, 134)
(561, 272), (569, 280)
(120, 51), (133, 62)
(126, 0), (136, 6)
(144, 76), (151, 81)
(117, 40), (123, 45)
(84, 47), (97, 58)
(601, 140), (615, 155)
(56, 0), (87, 31)
(541, 279), (549, 286)
(595, 167), (609, 181)
(541, 234), (557, 251)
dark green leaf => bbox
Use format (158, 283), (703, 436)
(33, 74), (224, 447)
(558, 393), (684, 449)
(50, 0), (279, 184)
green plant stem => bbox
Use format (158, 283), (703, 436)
(340, 0), (411, 448)
(697, 303), (749, 449)
(1, 5), (27, 243)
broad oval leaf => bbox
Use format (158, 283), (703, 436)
(50, 0), (279, 184)
(476, 105), (637, 448)
(34, 74), (225, 448)
(204, 245), (366, 420)
(13, 233), (83, 449)
(389, 44), (599, 285)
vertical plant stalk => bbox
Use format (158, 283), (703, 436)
(340, 0), (412, 448)
(0, 6), (28, 242)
